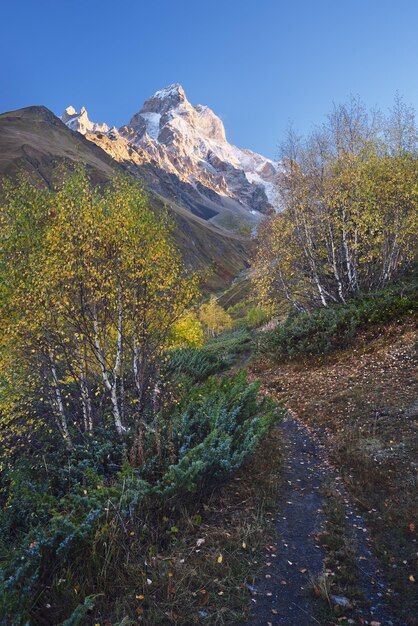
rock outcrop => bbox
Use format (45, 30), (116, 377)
(62, 105), (109, 135)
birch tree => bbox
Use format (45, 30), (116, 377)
(253, 97), (418, 311)
(0, 167), (199, 452)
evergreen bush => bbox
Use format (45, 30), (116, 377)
(0, 368), (279, 624)
(259, 277), (418, 359)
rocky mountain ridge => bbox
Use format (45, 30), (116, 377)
(62, 84), (278, 221)
(62, 105), (110, 135)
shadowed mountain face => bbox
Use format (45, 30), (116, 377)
(0, 105), (249, 290)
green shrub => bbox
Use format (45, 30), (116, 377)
(0, 370), (279, 624)
(166, 328), (253, 384)
(259, 277), (418, 359)
(246, 305), (274, 329)
(201, 328), (253, 366)
(226, 298), (253, 320)
(0, 438), (146, 624)
(167, 346), (224, 382)
(157, 371), (278, 499)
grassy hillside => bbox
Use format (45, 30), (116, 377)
(0, 106), (119, 183)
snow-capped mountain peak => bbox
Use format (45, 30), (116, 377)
(154, 83), (184, 98)
(119, 84), (278, 210)
(61, 85), (278, 223)
(128, 84), (226, 143)
(62, 105), (77, 121)
(153, 83), (186, 103)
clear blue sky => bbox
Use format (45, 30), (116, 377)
(1, 0), (418, 158)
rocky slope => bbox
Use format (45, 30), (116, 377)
(62, 84), (279, 229)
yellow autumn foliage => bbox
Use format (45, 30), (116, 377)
(199, 297), (233, 337)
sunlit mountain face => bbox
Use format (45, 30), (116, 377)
(62, 84), (279, 229)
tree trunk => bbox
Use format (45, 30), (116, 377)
(48, 351), (72, 447)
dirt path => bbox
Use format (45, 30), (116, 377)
(246, 412), (399, 626)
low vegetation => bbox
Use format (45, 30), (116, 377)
(258, 274), (417, 358)
(167, 327), (253, 382)
(0, 369), (279, 624)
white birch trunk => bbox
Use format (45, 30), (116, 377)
(49, 352), (72, 446)
(75, 341), (93, 432)
(93, 301), (126, 437)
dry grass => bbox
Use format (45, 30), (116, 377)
(310, 481), (363, 622)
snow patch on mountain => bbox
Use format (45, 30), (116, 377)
(154, 84), (183, 100)
(139, 112), (161, 140)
